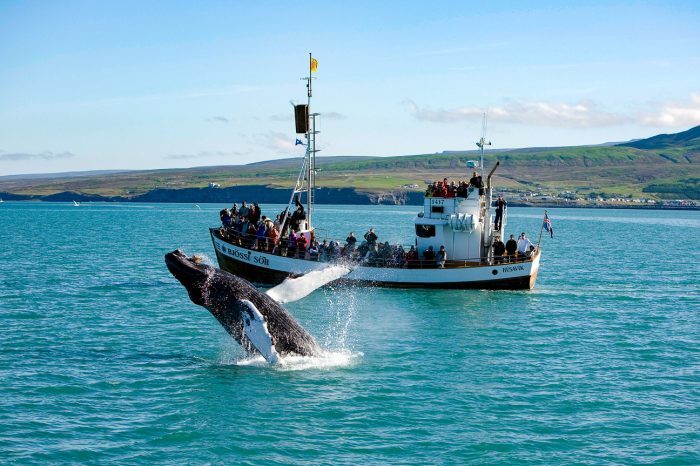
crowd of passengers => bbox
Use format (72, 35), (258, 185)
(426, 172), (485, 198)
(219, 196), (535, 267)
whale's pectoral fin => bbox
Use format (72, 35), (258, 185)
(240, 299), (280, 364)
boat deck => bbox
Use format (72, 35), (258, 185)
(210, 227), (536, 270)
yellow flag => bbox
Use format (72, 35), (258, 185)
(310, 57), (318, 73)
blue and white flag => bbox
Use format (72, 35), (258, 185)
(295, 138), (304, 146)
(543, 212), (553, 238)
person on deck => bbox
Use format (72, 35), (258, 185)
(278, 208), (289, 234)
(364, 228), (378, 247)
(436, 245), (447, 268)
(346, 232), (357, 250)
(246, 203), (255, 222)
(395, 244), (406, 267)
(469, 172), (485, 196)
(296, 233), (308, 259)
(405, 246), (418, 267)
(505, 234), (517, 262)
(517, 232), (535, 257)
(329, 241), (341, 261)
(255, 219), (267, 250)
(318, 239), (329, 261)
(494, 195), (507, 230)
(238, 201), (250, 219)
(447, 182), (457, 198)
(220, 209), (232, 228)
(423, 245), (436, 266)
(493, 236), (506, 264)
(231, 203), (238, 217)
(457, 181), (468, 198)
(287, 230), (297, 257)
(246, 221), (257, 248)
(290, 196), (306, 232)
(251, 202), (262, 223)
(438, 181), (448, 197)
(239, 217), (250, 246)
(268, 226), (280, 252)
(308, 240), (319, 261)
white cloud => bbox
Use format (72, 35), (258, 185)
(269, 113), (292, 122)
(270, 111), (347, 121)
(0, 151), (76, 161)
(165, 150), (246, 160)
(403, 98), (630, 127)
(642, 93), (700, 127)
(323, 111), (347, 120)
(255, 131), (297, 152)
(206, 116), (229, 123)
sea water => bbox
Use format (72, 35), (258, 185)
(0, 202), (699, 464)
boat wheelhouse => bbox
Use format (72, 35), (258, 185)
(210, 55), (542, 289)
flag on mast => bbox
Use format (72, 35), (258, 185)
(310, 57), (318, 73)
(543, 212), (554, 238)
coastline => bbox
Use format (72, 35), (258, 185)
(1, 185), (697, 210)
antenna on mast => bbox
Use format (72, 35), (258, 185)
(475, 112), (491, 176)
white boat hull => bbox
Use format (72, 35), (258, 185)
(211, 231), (540, 290)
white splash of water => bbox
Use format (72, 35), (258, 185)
(321, 286), (359, 350)
(265, 265), (350, 304)
(234, 349), (362, 371)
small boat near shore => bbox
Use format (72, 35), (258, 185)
(210, 56), (544, 290)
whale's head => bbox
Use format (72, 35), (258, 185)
(164, 249), (212, 306)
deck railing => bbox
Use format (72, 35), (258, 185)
(212, 227), (535, 269)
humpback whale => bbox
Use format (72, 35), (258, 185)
(165, 249), (320, 363)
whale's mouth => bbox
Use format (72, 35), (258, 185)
(165, 249), (210, 304)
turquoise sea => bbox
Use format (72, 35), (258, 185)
(1, 202), (699, 464)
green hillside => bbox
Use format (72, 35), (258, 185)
(2, 126), (699, 200)
(618, 125), (700, 149)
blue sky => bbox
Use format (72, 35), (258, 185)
(1, 0), (699, 175)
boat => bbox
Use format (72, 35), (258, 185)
(210, 55), (543, 290)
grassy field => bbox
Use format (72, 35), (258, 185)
(2, 136), (699, 200)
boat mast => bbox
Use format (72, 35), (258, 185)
(476, 112), (491, 176)
(282, 54), (317, 234)
(303, 53), (319, 229)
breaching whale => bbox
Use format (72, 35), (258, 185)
(165, 249), (321, 363)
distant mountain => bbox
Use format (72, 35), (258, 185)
(245, 155), (371, 169)
(617, 125), (700, 149)
(0, 169), (133, 181)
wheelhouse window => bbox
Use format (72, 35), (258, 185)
(416, 224), (436, 238)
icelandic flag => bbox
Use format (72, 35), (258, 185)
(543, 212), (553, 238)
(295, 138), (304, 146)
